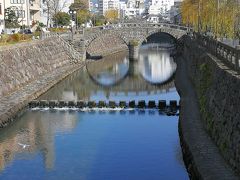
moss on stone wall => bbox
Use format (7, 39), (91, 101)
(198, 63), (214, 132)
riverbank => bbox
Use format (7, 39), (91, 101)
(0, 38), (85, 128)
(175, 44), (239, 179)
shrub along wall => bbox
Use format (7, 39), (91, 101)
(183, 36), (240, 174)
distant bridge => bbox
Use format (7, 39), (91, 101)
(64, 22), (190, 58)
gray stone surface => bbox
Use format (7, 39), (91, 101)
(175, 55), (238, 180)
(176, 36), (240, 179)
(0, 38), (85, 128)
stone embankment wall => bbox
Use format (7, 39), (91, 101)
(0, 37), (79, 97)
(182, 36), (240, 174)
(0, 37), (84, 128)
(86, 33), (128, 57)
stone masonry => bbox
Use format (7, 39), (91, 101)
(0, 37), (84, 128)
(182, 35), (240, 175)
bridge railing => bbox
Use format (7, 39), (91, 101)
(195, 33), (240, 72)
(81, 22), (192, 39)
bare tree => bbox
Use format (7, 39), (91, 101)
(42, 0), (69, 27)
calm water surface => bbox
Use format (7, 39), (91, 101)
(0, 44), (189, 179)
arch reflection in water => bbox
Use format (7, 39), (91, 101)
(87, 45), (177, 87)
(87, 53), (129, 87)
(138, 44), (177, 84)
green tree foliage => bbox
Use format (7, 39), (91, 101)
(69, 0), (91, 26)
(104, 9), (118, 22)
(92, 15), (106, 26)
(181, 0), (240, 39)
(77, 9), (91, 25)
(53, 12), (71, 26)
(4, 7), (20, 28)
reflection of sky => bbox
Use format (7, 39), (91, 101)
(93, 58), (129, 86)
(0, 111), (188, 180)
(90, 48), (176, 86)
(139, 49), (177, 84)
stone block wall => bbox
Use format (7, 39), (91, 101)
(0, 37), (76, 97)
(86, 33), (128, 57)
(183, 36), (240, 174)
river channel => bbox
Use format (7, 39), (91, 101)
(0, 44), (189, 179)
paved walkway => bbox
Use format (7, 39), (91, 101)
(175, 56), (238, 179)
(0, 63), (85, 128)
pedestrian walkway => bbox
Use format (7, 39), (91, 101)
(175, 56), (238, 179)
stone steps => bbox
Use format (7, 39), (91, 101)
(28, 100), (180, 110)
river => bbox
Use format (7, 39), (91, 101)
(0, 44), (189, 179)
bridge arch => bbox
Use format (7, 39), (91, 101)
(86, 31), (129, 57)
(140, 31), (178, 46)
(84, 23), (187, 58)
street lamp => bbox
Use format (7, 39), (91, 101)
(69, 9), (77, 31)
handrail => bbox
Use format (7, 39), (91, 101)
(194, 33), (240, 72)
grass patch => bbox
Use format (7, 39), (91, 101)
(0, 34), (33, 46)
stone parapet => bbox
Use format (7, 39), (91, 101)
(180, 35), (240, 177)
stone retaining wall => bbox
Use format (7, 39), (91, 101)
(182, 35), (240, 174)
(0, 38), (84, 128)
(0, 38), (80, 97)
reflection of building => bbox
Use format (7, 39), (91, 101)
(139, 47), (176, 84)
(0, 111), (78, 172)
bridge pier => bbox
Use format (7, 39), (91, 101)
(128, 43), (139, 60)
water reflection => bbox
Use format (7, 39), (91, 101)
(38, 45), (179, 101)
(0, 110), (188, 180)
(0, 42), (188, 179)
(87, 53), (129, 87)
(0, 111), (78, 172)
(87, 44), (177, 86)
(138, 45), (177, 84)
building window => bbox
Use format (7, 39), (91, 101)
(11, 0), (25, 4)
(15, 10), (25, 18)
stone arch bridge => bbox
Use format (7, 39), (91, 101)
(71, 22), (189, 59)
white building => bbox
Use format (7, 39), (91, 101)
(148, 0), (174, 20)
(170, 0), (182, 23)
(0, 0), (4, 33)
(119, 1), (126, 19)
(98, 0), (119, 16)
(41, 0), (74, 27)
(121, 0), (144, 19)
(3, 0), (41, 28)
